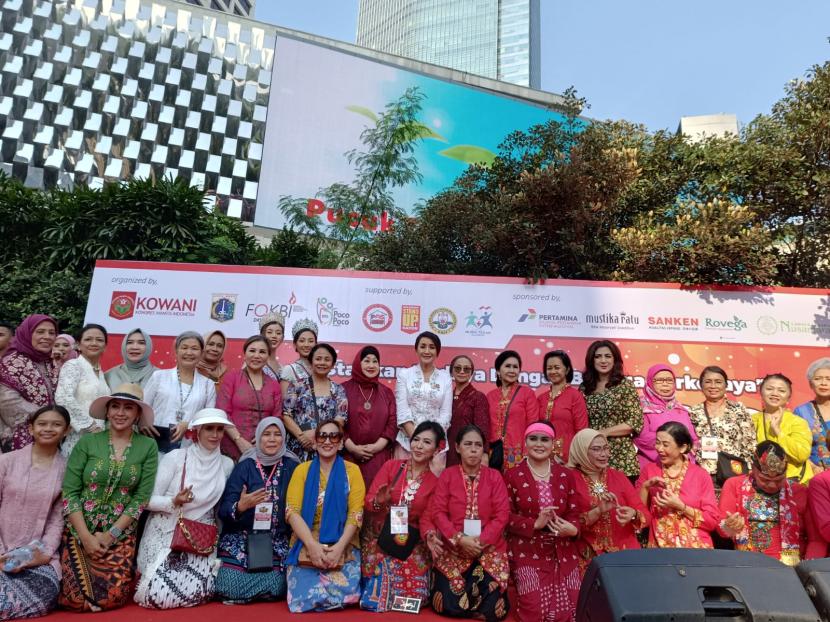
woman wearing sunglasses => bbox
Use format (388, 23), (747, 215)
(446, 355), (489, 468)
(285, 420), (365, 613)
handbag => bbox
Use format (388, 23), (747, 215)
(488, 387), (520, 472)
(377, 463), (421, 560)
(246, 531), (274, 572)
(170, 457), (218, 556)
(715, 451), (748, 487)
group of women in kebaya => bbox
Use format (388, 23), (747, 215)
(2, 313), (830, 622)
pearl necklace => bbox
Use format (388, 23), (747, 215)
(527, 458), (551, 479)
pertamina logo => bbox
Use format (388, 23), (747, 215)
(109, 291), (136, 320)
(429, 308), (457, 335)
(464, 306), (493, 336)
(211, 294), (236, 323)
(518, 308), (537, 323)
(400, 305), (421, 334)
(317, 298), (350, 327)
(363, 304), (393, 332)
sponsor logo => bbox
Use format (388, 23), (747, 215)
(464, 306), (494, 336)
(704, 316), (747, 331)
(400, 305), (421, 334)
(363, 304), (393, 332)
(316, 297), (350, 326)
(244, 291), (307, 322)
(758, 315), (824, 336)
(109, 291), (136, 320)
(429, 308), (457, 334)
(518, 308), (537, 323)
(110, 291), (197, 318)
(211, 294), (236, 323)
(517, 308), (578, 329)
(647, 316), (700, 331)
(585, 312), (639, 330)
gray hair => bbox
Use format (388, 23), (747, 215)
(175, 331), (204, 350)
(807, 357), (830, 384)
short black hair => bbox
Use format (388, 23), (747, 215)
(455, 424), (485, 445)
(656, 421), (693, 453)
(415, 331), (441, 354)
(543, 350), (574, 383)
(79, 323), (108, 344)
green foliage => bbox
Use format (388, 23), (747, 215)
(0, 176), (258, 333)
(254, 227), (337, 269)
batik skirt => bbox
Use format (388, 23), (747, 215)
(431, 559), (510, 622)
(58, 530), (136, 612)
(214, 531), (289, 603)
(360, 538), (430, 612)
(0, 564), (60, 621)
(513, 563), (580, 622)
(286, 548), (362, 613)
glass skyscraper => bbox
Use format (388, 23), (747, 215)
(357, 0), (540, 88)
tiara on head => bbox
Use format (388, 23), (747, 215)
(258, 312), (286, 331)
(291, 318), (318, 340)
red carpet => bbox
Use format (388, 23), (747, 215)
(46, 598), (520, 621)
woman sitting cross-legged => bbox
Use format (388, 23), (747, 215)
(134, 408), (234, 609)
(215, 417), (299, 604)
(285, 420), (366, 613)
(422, 424), (511, 622)
(360, 421), (445, 612)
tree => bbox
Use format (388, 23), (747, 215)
(612, 199), (778, 285)
(278, 87), (427, 267)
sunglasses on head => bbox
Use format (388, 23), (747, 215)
(316, 431), (342, 442)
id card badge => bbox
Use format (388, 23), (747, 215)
(701, 436), (719, 460)
(253, 502), (274, 531)
(463, 519), (482, 537)
(390, 505), (409, 535)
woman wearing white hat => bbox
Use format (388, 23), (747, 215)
(134, 408), (234, 609)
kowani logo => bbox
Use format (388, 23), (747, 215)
(109, 291), (136, 320)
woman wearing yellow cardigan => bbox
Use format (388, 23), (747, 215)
(752, 374), (813, 484)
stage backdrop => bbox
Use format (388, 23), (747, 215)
(86, 260), (830, 408)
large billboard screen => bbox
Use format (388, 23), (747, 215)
(253, 36), (568, 231)
(87, 260), (830, 408)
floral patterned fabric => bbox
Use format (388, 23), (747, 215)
(582, 379), (644, 477)
(718, 474), (807, 566)
(0, 354), (58, 452)
(794, 401), (830, 468)
(283, 378), (348, 462)
(689, 400), (757, 477)
(62, 431), (158, 537)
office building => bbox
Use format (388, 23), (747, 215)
(185, 0), (255, 18)
(357, 0), (541, 88)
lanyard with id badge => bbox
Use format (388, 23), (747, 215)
(248, 460), (280, 572)
(378, 462), (423, 560)
(462, 468), (482, 537)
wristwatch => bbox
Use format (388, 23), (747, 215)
(108, 525), (124, 540)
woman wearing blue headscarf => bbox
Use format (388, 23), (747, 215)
(285, 419), (365, 612)
(215, 417), (299, 604)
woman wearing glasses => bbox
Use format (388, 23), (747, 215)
(285, 420), (365, 613)
(567, 429), (649, 575)
(634, 364), (698, 471)
(446, 355), (489, 468)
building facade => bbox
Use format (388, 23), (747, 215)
(356, 0), (540, 88)
(0, 0), (562, 226)
(185, 0), (255, 19)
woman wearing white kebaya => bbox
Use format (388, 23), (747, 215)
(394, 331), (452, 474)
(134, 408), (234, 609)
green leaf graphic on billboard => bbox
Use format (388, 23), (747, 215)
(438, 145), (497, 167)
(411, 123), (448, 142)
(345, 105), (379, 123)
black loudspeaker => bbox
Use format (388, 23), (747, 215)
(797, 558), (830, 621)
(576, 549), (820, 621)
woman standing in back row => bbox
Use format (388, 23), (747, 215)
(580, 340), (643, 481)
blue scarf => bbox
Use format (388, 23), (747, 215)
(286, 454), (348, 565)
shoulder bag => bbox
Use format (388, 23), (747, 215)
(170, 456), (219, 556)
(377, 462), (421, 560)
(488, 386), (521, 472)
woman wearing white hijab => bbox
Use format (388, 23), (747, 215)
(215, 417), (300, 604)
(134, 408), (234, 609)
(105, 328), (158, 389)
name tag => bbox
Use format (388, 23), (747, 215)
(701, 436), (719, 460)
(463, 518), (482, 537)
(253, 502), (273, 531)
(390, 505), (409, 534)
